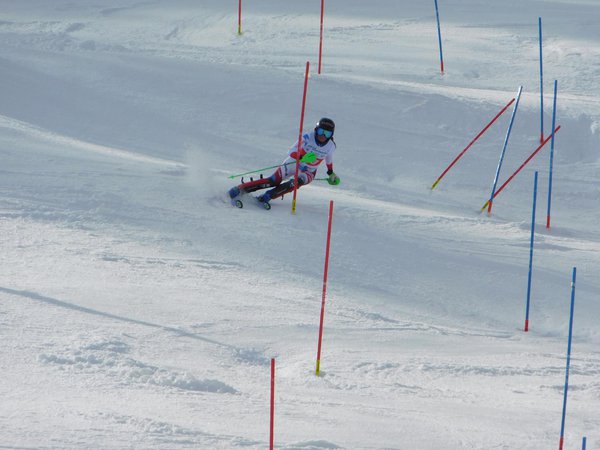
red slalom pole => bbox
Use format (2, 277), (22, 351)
(480, 125), (561, 212)
(292, 61), (310, 215)
(316, 200), (334, 375)
(238, 0), (242, 35)
(270, 358), (275, 450)
(431, 97), (516, 190)
(318, 0), (325, 74)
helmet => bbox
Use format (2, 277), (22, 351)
(314, 118), (335, 147)
(315, 117), (335, 135)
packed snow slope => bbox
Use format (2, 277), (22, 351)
(1, 1), (599, 449)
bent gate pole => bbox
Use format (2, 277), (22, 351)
(431, 97), (515, 190)
(480, 125), (561, 212)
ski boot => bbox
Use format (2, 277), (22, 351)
(228, 186), (244, 208)
(257, 192), (272, 210)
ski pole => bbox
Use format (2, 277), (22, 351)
(227, 153), (316, 179)
(315, 177), (341, 184)
(228, 163), (287, 180)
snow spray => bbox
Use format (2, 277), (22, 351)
(547, 80), (558, 229)
(316, 200), (334, 376)
(292, 61), (310, 215)
(559, 267), (577, 450)
(431, 97), (515, 190)
(524, 171), (538, 332)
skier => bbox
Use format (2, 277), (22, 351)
(228, 117), (340, 207)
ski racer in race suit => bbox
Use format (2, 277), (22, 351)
(228, 117), (341, 203)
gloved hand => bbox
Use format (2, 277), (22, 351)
(300, 152), (317, 164)
(327, 171), (341, 185)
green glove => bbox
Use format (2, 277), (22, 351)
(327, 172), (341, 185)
(300, 152), (317, 163)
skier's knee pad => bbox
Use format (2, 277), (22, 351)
(269, 170), (283, 185)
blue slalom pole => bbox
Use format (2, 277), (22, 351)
(539, 17), (544, 144)
(524, 171), (538, 332)
(434, 0), (444, 74)
(547, 80), (558, 229)
(559, 267), (577, 450)
(582, 436), (587, 449)
(487, 86), (523, 214)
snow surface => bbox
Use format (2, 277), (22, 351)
(1, 1), (599, 448)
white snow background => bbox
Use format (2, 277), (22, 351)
(1, 0), (599, 449)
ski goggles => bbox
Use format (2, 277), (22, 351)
(316, 127), (333, 139)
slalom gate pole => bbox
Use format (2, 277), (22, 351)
(318, 0), (325, 74)
(292, 61), (310, 215)
(430, 97), (516, 190)
(270, 358), (275, 450)
(539, 17), (544, 143)
(434, 0), (444, 74)
(316, 200), (334, 376)
(547, 80), (558, 229)
(559, 267), (577, 450)
(582, 437), (587, 449)
(480, 125), (561, 212)
(487, 86), (523, 214)
(238, 0), (242, 35)
(524, 171), (538, 332)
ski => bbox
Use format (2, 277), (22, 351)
(229, 193), (271, 210)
